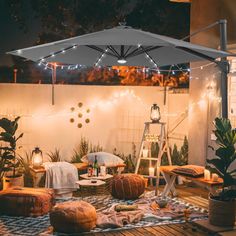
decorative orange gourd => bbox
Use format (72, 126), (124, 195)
(50, 201), (97, 233)
(110, 174), (145, 200)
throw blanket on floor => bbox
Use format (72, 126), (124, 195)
(96, 196), (208, 229)
(43, 162), (78, 196)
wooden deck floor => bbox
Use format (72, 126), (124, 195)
(82, 185), (212, 236)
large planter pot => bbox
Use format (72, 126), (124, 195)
(3, 175), (24, 190)
(209, 195), (235, 227)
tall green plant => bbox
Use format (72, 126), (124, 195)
(0, 117), (23, 178)
(18, 151), (33, 187)
(71, 137), (103, 163)
(47, 148), (61, 162)
(207, 118), (236, 200)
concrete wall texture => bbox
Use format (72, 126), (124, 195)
(0, 84), (188, 161)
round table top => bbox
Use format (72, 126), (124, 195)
(76, 179), (106, 187)
(80, 173), (113, 180)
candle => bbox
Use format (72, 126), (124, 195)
(100, 166), (106, 176)
(204, 169), (211, 180)
(149, 167), (155, 177)
(212, 173), (219, 182)
(143, 148), (149, 158)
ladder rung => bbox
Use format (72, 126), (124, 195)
(142, 175), (164, 179)
(144, 140), (160, 143)
(140, 157), (159, 160)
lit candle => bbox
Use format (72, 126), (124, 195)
(212, 173), (219, 182)
(149, 167), (155, 177)
(204, 169), (211, 181)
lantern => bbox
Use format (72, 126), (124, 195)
(32, 147), (43, 168)
(150, 104), (161, 123)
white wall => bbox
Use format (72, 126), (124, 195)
(0, 84), (188, 161)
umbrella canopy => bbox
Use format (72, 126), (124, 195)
(7, 25), (230, 68)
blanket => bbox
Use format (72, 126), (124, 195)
(43, 162), (78, 196)
(96, 196), (208, 229)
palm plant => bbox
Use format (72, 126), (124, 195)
(207, 117), (236, 200)
(47, 148), (61, 162)
(70, 137), (103, 163)
(17, 151), (33, 187)
(0, 117), (23, 178)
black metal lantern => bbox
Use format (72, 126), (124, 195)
(150, 104), (161, 123)
(32, 147), (43, 168)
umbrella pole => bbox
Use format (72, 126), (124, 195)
(51, 64), (56, 105)
(182, 19), (229, 118)
(219, 19), (228, 118)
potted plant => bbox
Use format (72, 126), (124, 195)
(0, 116), (24, 189)
(207, 117), (236, 226)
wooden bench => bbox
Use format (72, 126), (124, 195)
(160, 165), (223, 197)
(30, 163), (125, 187)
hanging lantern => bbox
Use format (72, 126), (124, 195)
(32, 147), (43, 168)
(150, 104), (161, 123)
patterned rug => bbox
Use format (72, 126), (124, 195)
(0, 191), (208, 236)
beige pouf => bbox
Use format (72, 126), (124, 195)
(110, 174), (145, 200)
(50, 200), (97, 233)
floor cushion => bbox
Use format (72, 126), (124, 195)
(110, 174), (145, 200)
(50, 200), (97, 233)
(0, 187), (55, 217)
(172, 165), (204, 177)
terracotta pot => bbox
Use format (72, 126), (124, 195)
(209, 195), (235, 227)
(3, 175), (24, 190)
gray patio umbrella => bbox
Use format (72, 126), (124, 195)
(8, 25), (229, 68)
(7, 24), (231, 108)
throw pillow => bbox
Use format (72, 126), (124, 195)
(81, 152), (124, 167)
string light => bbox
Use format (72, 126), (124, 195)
(36, 57), (218, 84)
(94, 47), (109, 67)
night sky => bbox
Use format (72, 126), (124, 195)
(0, 0), (40, 66)
(0, 0), (190, 85)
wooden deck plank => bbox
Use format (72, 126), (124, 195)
(152, 225), (177, 236)
(123, 228), (149, 236)
(135, 227), (157, 236)
(143, 226), (166, 236)
(119, 229), (137, 236)
(168, 224), (189, 236)
(159, 225), (183, 236)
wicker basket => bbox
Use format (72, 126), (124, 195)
(209, 196), (235, 226)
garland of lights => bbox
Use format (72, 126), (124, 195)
(38, 60), (215, 74)
(0, 70), (222, 118)
(16, 42), (215, 74)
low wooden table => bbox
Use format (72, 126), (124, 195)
(79, 173), (113, 181)
(29, 163), (88, 187)
(160, 166), (223, 197)
(79, 173), (113, 195)
(76, 179), (107, 195)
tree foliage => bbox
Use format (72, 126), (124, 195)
(6, 0), (190, 43)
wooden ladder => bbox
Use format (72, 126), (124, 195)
(135, 121), (172, 195)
